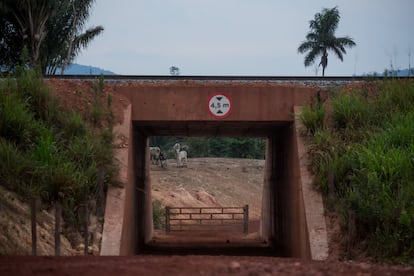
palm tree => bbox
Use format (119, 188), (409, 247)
(1, 0), (58, 68)
(44, 0), (104, 75)
(298, 7), (356, 76)
(0, 0), (103, 74)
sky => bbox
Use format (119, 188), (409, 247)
(75, 0), (414, 76)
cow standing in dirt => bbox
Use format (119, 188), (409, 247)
(159, 151), (167, 168)
(149, 146), (161, 165)
(173, 143), (187, 168)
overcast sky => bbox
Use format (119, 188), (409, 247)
(75, 0), (414, 76)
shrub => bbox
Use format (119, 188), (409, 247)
(152, 200), (165, 230)
(307, 80), (414, 264)
(0, 138), (35, 196)
(0, 68), (118, 231)
(332, 92), (369, 130)
(300, 102), (325, 135)
(0, 91), (40, 147)
(64, 111), (87, 138)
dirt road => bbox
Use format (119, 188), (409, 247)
(1, 255), (413, 275)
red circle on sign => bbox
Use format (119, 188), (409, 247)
(207, 92), (232, 119)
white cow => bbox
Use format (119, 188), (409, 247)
(173, 142), (180, 152)
(173, 143), (187, 168)
(149, 146), (161, 165)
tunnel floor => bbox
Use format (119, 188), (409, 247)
(142, 221), (275, 256)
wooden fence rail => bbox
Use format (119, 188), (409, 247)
(165, 205), (249, 234)
(29, 198), (90, 256)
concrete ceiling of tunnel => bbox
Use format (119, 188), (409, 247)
(133, 121), (288, 137)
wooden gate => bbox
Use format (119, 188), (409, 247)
(165, 205), (249, 234)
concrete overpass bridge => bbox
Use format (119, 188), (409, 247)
(101, 80), (328, 260)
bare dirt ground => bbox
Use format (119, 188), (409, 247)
(2, 255), (414, 276)
(1, 79), (413, 275)
(148, 157), (267, 256)
(0, 186), (78, 256)
(150, 157), (264, 219)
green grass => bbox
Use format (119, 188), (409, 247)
(0, 68), (118, 228)
(300, 101), (325, 135)
(332, 92), (370, 130)
(152, 200), (165, 230)
(301, 80), (414, 265)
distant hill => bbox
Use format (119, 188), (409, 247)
(386, 68), (414, 77)
(55, 63), (116, 75)
(363, 67), (414, 77)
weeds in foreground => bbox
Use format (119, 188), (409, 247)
(301, 80), (414, 265)
(152, 200), (165, 230)
(300, 101), (325, 135)
(0, 68), (118, 229)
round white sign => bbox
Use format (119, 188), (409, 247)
(208, 93), (232, 119)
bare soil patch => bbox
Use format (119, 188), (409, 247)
(150, 157), (265, 220)
(2, 255), (413, 276)
(148, 157), (266, 254)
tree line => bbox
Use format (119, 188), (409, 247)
(150, 137), (266, 160)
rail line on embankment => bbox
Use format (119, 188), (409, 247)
(44, 75), (413, 87)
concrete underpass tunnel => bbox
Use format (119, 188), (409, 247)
(113, 83), (327, 259)
(125, 121), (309, 258)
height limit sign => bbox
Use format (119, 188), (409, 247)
(208, 93), (232, 119)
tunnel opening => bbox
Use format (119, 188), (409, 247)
(124, 121), (310, 257)
(100, 83), (329, 259)
(146, 136), (267, 255)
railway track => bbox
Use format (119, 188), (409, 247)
(42, 75), (413, 87)
(45, 74), (412, 82)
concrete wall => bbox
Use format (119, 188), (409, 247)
(116, 83), (318, 122)
(261, 124), (310, 259)
(118, 126), (137, 255)
(100, 105), (131, 256)
(293, 106), (329, 260)
(119, 127), (149, 254)
(260, 108), (328, 259)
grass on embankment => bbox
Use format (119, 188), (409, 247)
(301, 80), (414, 265)
(0, 68), (118, 230)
